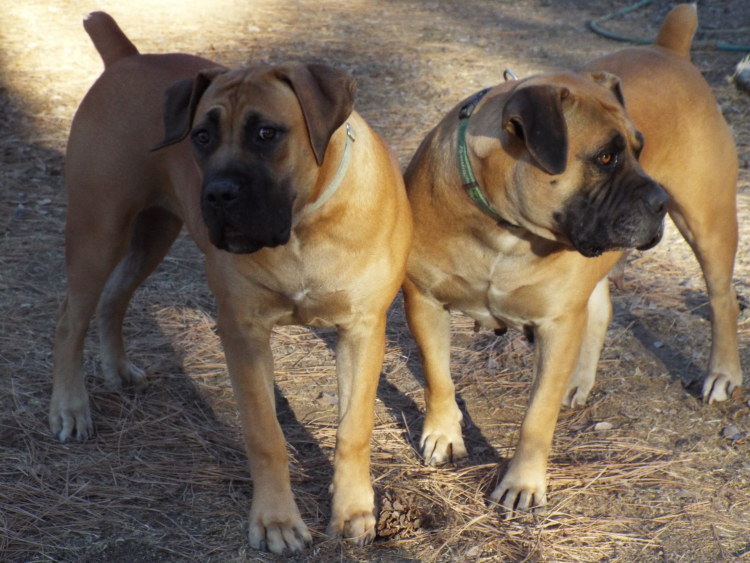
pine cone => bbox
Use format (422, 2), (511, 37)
(376, 490), (423, 538)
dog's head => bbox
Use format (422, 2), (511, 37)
(470, 71), (667, 257)
(154, 62), (355, 254)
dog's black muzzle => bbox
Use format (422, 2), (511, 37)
(201, 167), (293, 254)
(632, 182), (669, 251)
(561, 174), (669, 258)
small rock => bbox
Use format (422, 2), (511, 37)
(13, 203), (28, 218)
(721, 425), (744, 441)
(593, 421), (613, 432)
(315, 392), (338, 406)
(674, 437), (689, 450)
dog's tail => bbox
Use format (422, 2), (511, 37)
(83, 11), (139, 68)
(653, 3), (698, 59)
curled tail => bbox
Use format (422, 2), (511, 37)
(83, 11), (139, 68)
(653, 3), (698, 59)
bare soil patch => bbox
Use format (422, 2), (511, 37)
(1, 1), (749, 561)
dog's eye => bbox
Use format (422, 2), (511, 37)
(596, 151), (618, 168)
(634, 131), (645, 159)
(193, 130), (211, 145)
(258, 127), (277, 141)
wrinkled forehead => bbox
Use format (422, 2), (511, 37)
(539, 72), (640, 150)
(194, 67), (302, 125)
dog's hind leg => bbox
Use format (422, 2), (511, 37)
(668, 198), (741, 403)
(97, 206), (183, 389)
(563, 277), (612, 407)
(51, 208), (135, 441)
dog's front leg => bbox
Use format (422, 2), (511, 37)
(326, 315), (386, 546)
(403, 279), (468, 466)
(491, 310), (587, 512)
(216, 309), (312, 555)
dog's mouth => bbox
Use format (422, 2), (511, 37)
(210, 224), (259, 254)
(221, 226), (260, 253)
(212, 222), (291, 254)
(635, 222), (664, 251)
(571, 219), (665, 258)
(573, 241), (605, 258)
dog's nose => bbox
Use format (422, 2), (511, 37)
(205, 180), (239, 207)
(643, 185), (669, 216)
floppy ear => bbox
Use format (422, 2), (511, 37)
(274, 62), (356, 165)
(502, 84), (569, 175)
(152, 67), (227, 151)
(586, 70), (626, 107)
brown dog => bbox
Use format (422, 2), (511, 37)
(403, 4), (740, 512)
(50, 12), (412, 554)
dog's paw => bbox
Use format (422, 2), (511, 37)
(327, 510), (376, 546)
(328, 480), (376, 545)
(121, 361), (147, 387)
(248, 510), (312, 555)
(562, 383), (592, 408)
(420, 405), (467, 465)
(102, 359), (148, 390)
(563, 367), (596, 408)
(702, 372), (742, 404)
(49, 389), (93, 442)
(490, 464), (547, 515)
(420, 428), (468, 466)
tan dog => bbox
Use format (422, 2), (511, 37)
(403, 4), (740, 512)
(50, 12), (412, 554)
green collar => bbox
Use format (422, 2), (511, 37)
(457, 89), (519, 230)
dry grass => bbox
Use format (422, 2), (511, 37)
(2, 0), (750, 561)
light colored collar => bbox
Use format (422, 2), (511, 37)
(302, 122), (356, 216)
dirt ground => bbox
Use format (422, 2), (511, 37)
(2, 1), (749, 561)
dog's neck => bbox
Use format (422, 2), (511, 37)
(301, 121), (356, 218)
(456, 90), (521, 232)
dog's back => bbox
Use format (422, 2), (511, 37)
(67, 13), (217, 209)
(584, 3), (736, 190)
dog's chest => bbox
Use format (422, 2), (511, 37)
(460, 275), (537, 331)
(253, 240), (357, 328)
(441, 242), (562, 330)
(282, 285), (353, 328)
